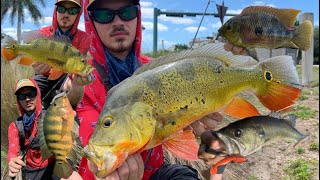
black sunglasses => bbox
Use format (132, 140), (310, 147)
(89, 5), (139, 24)
(16, 91), (37, 101)
(56, 5), (81, 15)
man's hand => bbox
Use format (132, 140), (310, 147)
(224, 42), (245, 56)
(88, 154), (144, 180)
(198, 131), (226, 165)
(187, 112), (223, 137)
(32, 62), (52, 74)
(63, 73), (95, 108)
(8, 156), (25, 177)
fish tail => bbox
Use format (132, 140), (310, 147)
(53, 161), (74, 179)
(293, 20), (313, 51)
(1, 36), (19, 60)
(254, 56), (301, 112)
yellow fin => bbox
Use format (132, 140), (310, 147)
(293, 20), (313, 51)
(18, 56), (34, 65)
(223, 96), (261, 119)
(241, 6), (300, 28)
(53, 161), (73, 179)
(48, 68), (64, 80)
(163, 130), (199, 161)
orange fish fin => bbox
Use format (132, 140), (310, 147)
(257, 82), (300, 112)
(210, 155), (247, 174)
(293, 20), (313, 51)
(1, 48), (18, 61)
(163, 130), (199, 161)
(241, 6), (300, 28)
(223, 96), (261, 119)
(48, 68), (64, 80)
(18, 56), (34, 65)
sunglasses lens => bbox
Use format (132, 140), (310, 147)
(57, 6), (66, 13)
(68, 7), (80, 15)
(17, 91), (37, 100)
(91, 10), (114, 23)
(119, 6), (138, 21)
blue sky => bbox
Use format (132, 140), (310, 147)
(1, 0), (319, 53)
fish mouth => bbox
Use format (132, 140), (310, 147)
(210, 132), (246, 156)
(83, 144), (127, 178)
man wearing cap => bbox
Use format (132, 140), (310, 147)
(74, 0), (223, 179)
(7, 78), (83, 180)
(32, 0), (92, 111)
(7, 78), (57, 179)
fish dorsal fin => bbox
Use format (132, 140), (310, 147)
(21, 30), (72, 44)
(241, 6), (300, 28)
(134, 43), (257, 75)
(223, 96), (261, 119)
(163, 130), (199, 160)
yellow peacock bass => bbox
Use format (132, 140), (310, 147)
(1, 31), (94, 80)
(38, 92), (81, 179)
(83, 43), (301, 177)
(218, 6), (313, 60)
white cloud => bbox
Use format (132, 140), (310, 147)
(140, 1), (153, 7)
(2, 28), (35, 40)
(226, 9), (242, 14)
(41, 17), (53, 25)
(159, 15), (194, 25)
(252, 1), (276, 7)
(314, 20), (319, 26)
(141, 7), (154, 19)
(142, 21), (168, 31)
(211, 21), (222, 29)
(185, 26), (207, 33)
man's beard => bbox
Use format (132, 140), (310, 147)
(107, 39), (132, 53)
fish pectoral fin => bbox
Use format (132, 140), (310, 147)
(243, 48), (259, 61)
(48, 68), (64, 80)
(210, 155), (248, 175)
(40, 144), (54, 160)
(163, 130), (199, 161)
(18, 56), (34, 65)
(223, 96), (261, 119)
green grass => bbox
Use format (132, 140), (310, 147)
(292, 105), (318, 120)
(298, 89), (310, 101)
(296, 147), (305, 154)
(309, 142), (319, 151)
(284, 159), (313, 180)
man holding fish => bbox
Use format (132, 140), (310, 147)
(73, 0), (224, 179)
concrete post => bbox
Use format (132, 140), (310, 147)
(300, 13), (314, 85)
(153, 8), (159, 54)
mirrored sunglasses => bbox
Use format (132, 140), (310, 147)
(89, 5), (139, 24)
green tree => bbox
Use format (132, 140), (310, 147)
(174, 44), (189, 52)
(1, 0), (46, 43)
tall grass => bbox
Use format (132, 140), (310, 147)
(1, 57), (34, 176)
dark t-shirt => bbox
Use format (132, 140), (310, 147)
(33, 73), (68, 110)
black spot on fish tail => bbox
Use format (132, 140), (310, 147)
(170, 120), (176, 126)
(255, 27), (264, 36)
(219, 80), (224, 84)
(49, 42), (56, 51)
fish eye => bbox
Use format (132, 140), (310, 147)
(234, 129), (242, 137)
(103, 118), (112, 128)
(227, 24), (232, 31)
